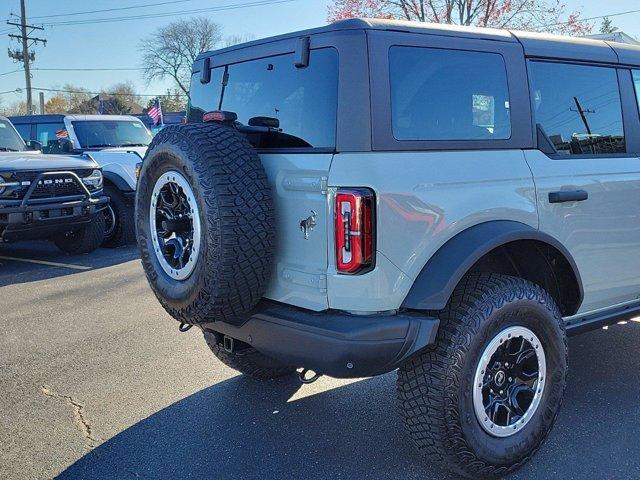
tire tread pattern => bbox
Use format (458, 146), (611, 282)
(102, 186), (135, 247)
(137, 123), (275, 326)
(397, 273), (568, 478)
(54, 212), (105, 254)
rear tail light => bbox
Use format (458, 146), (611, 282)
(335, 188), (375, 274)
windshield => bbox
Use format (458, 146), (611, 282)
(71, 120), (152, 148)
(0, 119), (26, 152)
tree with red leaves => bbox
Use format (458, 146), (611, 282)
(327, 0), (592, 35)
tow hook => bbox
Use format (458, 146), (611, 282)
(223, 335), (234, 353)
(298, 368), (321, 384)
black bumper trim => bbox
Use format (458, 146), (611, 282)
(0, 196), (109, 241)
(200, 301), (439, 378)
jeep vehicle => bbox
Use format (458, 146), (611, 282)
(10, 114), (151, 247)
(135, 19), (640, 478)
(0, 116), (107, 254)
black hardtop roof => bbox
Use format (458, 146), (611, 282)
(197, 18), (640, 66)
(8, 114), (65, 124)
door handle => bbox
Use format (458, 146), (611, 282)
(548, 190), (588, 203)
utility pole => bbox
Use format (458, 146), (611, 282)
(7, 0), (46, 114)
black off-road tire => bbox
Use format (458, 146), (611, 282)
(136, 123), (275, 326)
(203, 331), (296, 380)
(102, 185), (135, 247)
(397, 273), (567, 479)
(53, 212), (106, 254)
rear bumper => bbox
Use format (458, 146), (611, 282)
(201, 301), (439, 378)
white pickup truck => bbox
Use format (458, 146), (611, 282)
(9, 114), (150, 247)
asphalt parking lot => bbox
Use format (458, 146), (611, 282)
(1, 242), (640, 479)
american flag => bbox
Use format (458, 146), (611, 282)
(147, 99), (163, 126)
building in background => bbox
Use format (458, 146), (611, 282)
(587, 32), (640, 45)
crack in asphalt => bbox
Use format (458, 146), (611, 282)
(41, 385), (97, 450)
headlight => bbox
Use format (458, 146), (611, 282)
(0, 176), (19, 195)
(82, 169), (103, 190)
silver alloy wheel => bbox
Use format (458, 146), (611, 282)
(473, 326), (546, 438)
(150, 171), (201, 281)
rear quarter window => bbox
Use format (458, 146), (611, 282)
(189, 47), (339, 149)
(13, 123), (31, 141)
(36, 123), (66, 153)
(389, 46), (511, 141)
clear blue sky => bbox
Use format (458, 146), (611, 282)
(1, 0), (639, 108)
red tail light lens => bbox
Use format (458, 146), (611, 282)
(335, 188), (375, 274)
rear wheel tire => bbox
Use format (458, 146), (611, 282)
(203, 331), (296, 380)
(397, 273), (567, 479)
(53, 212), (106, 254)
(102, 186), (135, 247)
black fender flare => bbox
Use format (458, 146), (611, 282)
(103, 171), (134, 193)
(401, 220), (583, 312)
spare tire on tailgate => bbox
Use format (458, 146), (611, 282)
(135, 123), (275, 326)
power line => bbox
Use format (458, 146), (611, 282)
(544, 9), (640, 27)
(0, 69), (23, 76)
(29, 0), (200, 20)
(40, 0), (299, 27)
(34, 67), (144, 72)
(1, 67), (144, 75)
(30, 87), (187, 97)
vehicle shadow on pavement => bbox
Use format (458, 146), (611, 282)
(57, 373), (450, 480)
(0, 242), (139, 287)
(58, 324), (640, 480)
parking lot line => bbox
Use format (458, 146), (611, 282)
(0, 255), (91, 271)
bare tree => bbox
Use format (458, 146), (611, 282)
(0, 100), (28, 116)
(224, 33), (256, 47)
(99, 81), (144, 114)
(139, 17), (223, 97)
(328, 0), (592, 35)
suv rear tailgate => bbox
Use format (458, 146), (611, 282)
(260, 153), (332, 311)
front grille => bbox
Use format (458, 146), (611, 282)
(7, 170), (92, 200)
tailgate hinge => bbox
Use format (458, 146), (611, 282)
(320, 177), (328, 195)
(319, 274), (327, 292)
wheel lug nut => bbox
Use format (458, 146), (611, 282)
(508, 377), (512, 382)
(500, 390), (503, 395)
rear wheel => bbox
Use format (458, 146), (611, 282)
(203, 330), (296, 380)
(397, 273), (567, 478)
(102, 186), (135, 247)
(53, 212), (106, 254)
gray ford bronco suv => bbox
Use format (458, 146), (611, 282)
(0, 116), (107, 253)
(136, 19), (640, 478)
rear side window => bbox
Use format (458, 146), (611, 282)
(529, 62), (625, 155)
(13, 123), (30, 140)
(36, 123), (65, 153)
(389, 46), (511, 141)
(189, 48), (338, 149)
(633, 70), (640, 111)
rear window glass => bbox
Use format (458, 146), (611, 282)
(530, 62), (625, 155)
(189, 47), (338, 149)
(389, 46), (511, 141)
